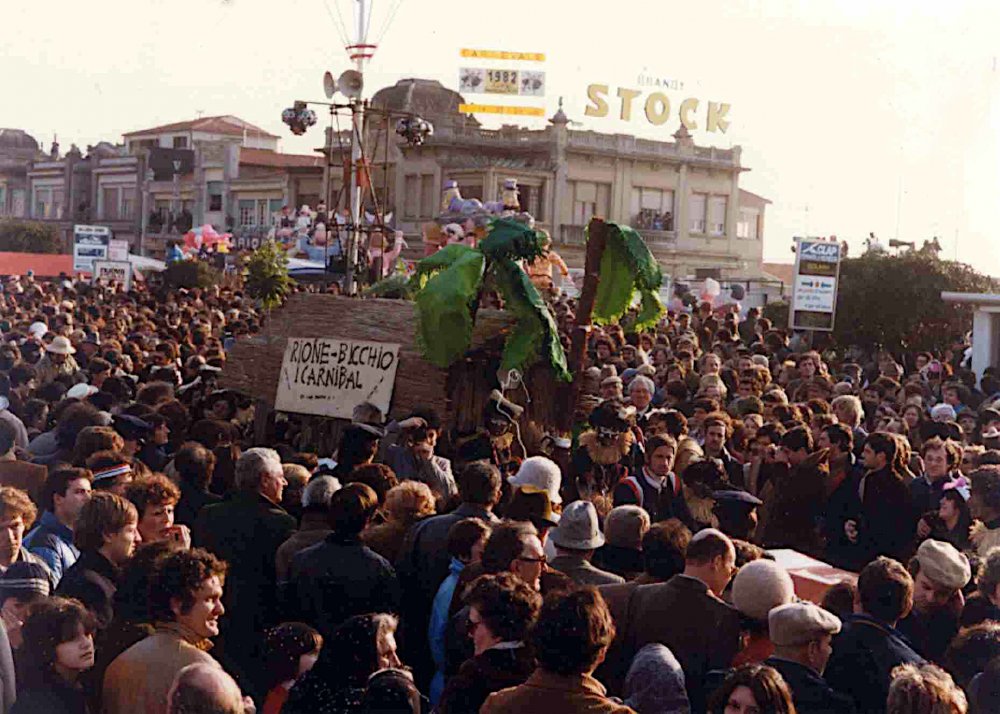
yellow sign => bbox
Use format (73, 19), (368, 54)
(584, 83), (732, 134)
(461, 48), (545, 62)
(459, 104), (546, 117)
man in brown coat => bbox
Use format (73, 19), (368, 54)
(596, 519), (692, 696)
(0, 421), (45, 506)
(621, 528), (742, 713)
(482, 588), (634, 714)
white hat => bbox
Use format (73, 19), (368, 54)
(28, 322), (47, 338)
(731, 560), (796, 621)
(66, 383), (98, 400)
(508, 456), (562, 505)
(45, 336), (76, 355)
(916, 539), (971, 591)
(550, 500), (604, 550)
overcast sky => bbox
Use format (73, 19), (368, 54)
(4, 0), (998, 271)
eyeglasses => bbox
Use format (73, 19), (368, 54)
(516, 555), (547, 565)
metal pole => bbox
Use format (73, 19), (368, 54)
(345, 102), (363, 294)
(343, 0), (368, 295)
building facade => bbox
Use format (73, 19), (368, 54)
(0, 118), (324, 258)
(339, 78), (771, 281)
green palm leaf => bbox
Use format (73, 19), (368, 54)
(592, 222), (665, 331)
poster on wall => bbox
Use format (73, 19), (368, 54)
(108, 239), (129, 261)
(274, 336), (401, 420)
(91, 260), (134, 291)
(73, 225), (111, 273)
(790, 238), (842, 331)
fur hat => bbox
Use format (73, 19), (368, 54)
(588, 399), (635, 432)
(731, 560), (795, 622)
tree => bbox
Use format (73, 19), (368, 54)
(244, 240), (293, 310)
(163, 260), (220, 289)
(833, 252), (996, 353)
(0, 220), (61, 253)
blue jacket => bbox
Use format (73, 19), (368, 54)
(428, 557), (465, 705)
(23, 511), (79, 585)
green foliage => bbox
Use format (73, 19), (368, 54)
(409, 219), (571, 381)
(0, 220), (61, 254)
(591, 223), (665, 331)
(413, 246), (485, 368)
(365, 273), (413, 299)
(833, 252), (996, 352)
(163, 259), (219, 289)
(491, 258), (571, 382)
(762, 300), (790, 328)
(244, 240), (293, 310)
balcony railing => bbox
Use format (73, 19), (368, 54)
(639, 229), (677, 245)
(557, 224), (677, 248)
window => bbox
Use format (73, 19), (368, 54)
(689, 193), (707, 233)
(570, 181), (610, 226)
(708, 196), (727, 237)
(695, 268), (721, 280)
(0, 186), (5, 216)
(268, 199), (284, 225)
(403, 174), (419, 219)
(33, 188), (51, 219)
(238, 200), (256, 227)
(172, 136), (188, 149)
(11, 190), (25, 218)
(101, 187), (119, 220)
(737, 209), (758, 240)
(631, 187), (674, 230)
(207, 181), (223, 212)
(420, 175), (436, 218)
(120, 193), (134, 220)
(501, 182), (543, 221)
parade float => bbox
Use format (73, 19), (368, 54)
(221, 177), (666, 454)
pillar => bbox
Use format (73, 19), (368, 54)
(971, 310), (1000, 381)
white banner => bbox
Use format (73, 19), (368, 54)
(275, 337), (401, 420)
(73, 225), (111, 273)
(92, 260), (133, 291)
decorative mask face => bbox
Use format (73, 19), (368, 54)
(596, 426), (623, 445)
(487, 417), (510, 437)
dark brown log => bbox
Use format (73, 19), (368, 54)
(559, 217), (609, 431)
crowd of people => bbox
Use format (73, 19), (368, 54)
(0, 270), (998, 713)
